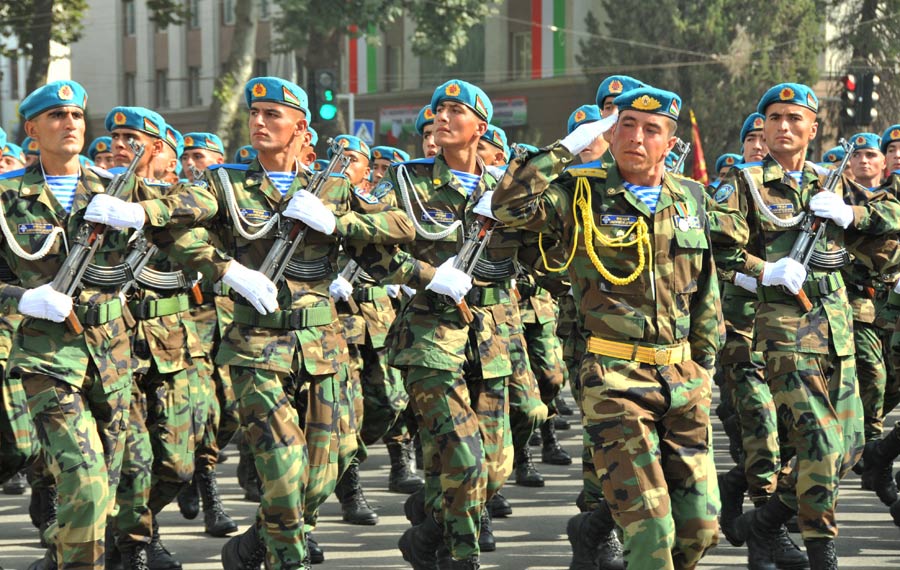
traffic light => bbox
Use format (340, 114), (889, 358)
(858, 72), (880, 125)
(311, 70), (338, 122)
(840, 73), (857, 123)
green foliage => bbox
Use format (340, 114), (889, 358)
(0, 0), (88, 58)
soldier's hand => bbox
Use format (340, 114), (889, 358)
(84, 194), (146, 230)
(734, 272), (757, 294)
(761, 258), (807, 294)
(560, 111), (618, 155)
(809, 191), (854, 229)
(221, 261), (279, 315)
(282, 189), (336, 235)
(472, 190), (496, 220)
(329, 276), (354, 302)
(425, 257), (472, 303)
(19, 284), (73, 323)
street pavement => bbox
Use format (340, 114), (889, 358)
(2, 402), (900, 569)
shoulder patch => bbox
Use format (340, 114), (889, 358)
(0, 168), (26, 181)
(141, 178), (171, 187)
(402, 157), (435, 166)
(714, 183), (735, 203)
(208, 163), (249, 172)
(353, 185), (380, 204)
(372, 179), (394, 198)
(734, 161), (762, 170)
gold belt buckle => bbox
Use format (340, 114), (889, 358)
(654, 348), (669, 366)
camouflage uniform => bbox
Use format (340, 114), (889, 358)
(354, 155), (517, 561)
(148, 157), (413, 567)
(493, 148), (724, 569)
(713, 157), (900, 538)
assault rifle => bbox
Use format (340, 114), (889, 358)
(451, 214), (496, 324)
(337, 258), (364, 313)
(51, 139), (146, 333)
(669, 138), (691, 173)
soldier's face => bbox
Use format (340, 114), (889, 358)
(152, 145), (178, 181)
(609, 111), (676, 176)
(742, 131), (767, 163)
(249, 102), (307, 153)
(24, 154), (39, 167)
(476, 140), (505, 166)
(763, 103), (817, 157)
(180, 149), (223, 181)
(885, 141), (900, 174)
(371, 158), (391, 184)
(93, 152), (115, 170)
(433, 102), (486, 150)
(0, 156), (24, 174)
(421, 124), (439, 158)
(600, 97), (617, 118)
(850, 148), (885, 186)
(25, 106), (85, 158)
(110, 129), (159, 170)
(344, 150), (371, 187)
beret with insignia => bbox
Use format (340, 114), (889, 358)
(480, 125), (509, 161)
(163, 124), (184, 156)
(567, 104), (601, 134)
(431, 79), (493, 122)
(308, 126), (318, 148)
(415, 105), (436, 135)
(880, 124), (900, 154)
(596, 75), (644, 107)
(821, 145), (845, 164)
(19, 80), (88, 120)
(757, 83), (818, 115)
(234, 145), (257, 165)
(740, 112), (765, 143)
(183, 132), (225, 155)
(850, 132), (880, 153)
(22, 137), (40, 156)
(78, 155), (94, 169)
(370, 145), (410, 164)
(614, 86), (681, 121)
(328, 135), (370, 160)
(311, 159), (329, 173)
(88, 136), (113, 160)
(715, 153), (743, 174)
(105, 106), (167, 139)
(0, 127), (6, 151)
(2, 143), (25, 164)
(244, 76), (309, 117)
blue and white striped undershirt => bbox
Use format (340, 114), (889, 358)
(623, 181), (662, 214)
(45, 174), (79, 213)
(786, 171), (803, 186)
(451, 169), (481, 197)
(266, 171), (296, 196)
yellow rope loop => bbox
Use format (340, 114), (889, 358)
(539, 176), (586, 273)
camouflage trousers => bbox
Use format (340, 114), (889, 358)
(508, 329), (548, 451)
(766, 350), (864, 539)
(21, 370), (130, 570)
(0, 358), (38, 483)
(523, 317), (566, 408)
(854, 321), (891, 441)
(348, 339), (408, 460)
(407, 366), (511, 561)
(580, 355), (719, 570)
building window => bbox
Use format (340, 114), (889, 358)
(9, 57), (18, 100)
(385, 45), (402, 92)
(222, 0), (235, 25)
(259, 0), (269, 20)
(254, 59), (268, 77)
(124, 73), (136, 105)
(189, 0), (201, 28)
(123, 0), (136, 36)
(511, 32), (531, 80)
(155, 69), (169, 108)
(187, 66), (202, 106)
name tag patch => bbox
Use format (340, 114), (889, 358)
(674, 215), (702, 231)
(354, 186), (379, 204)
(599, 214), (638, 227)
(422, 209), (455, 224)
(18, 223), (53, 235)
(239, 208), (273, 223)
(769, 203), (795, 217)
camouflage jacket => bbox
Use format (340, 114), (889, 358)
(492, 144), (724, 370)
(145, 158), (414, 374)
(711, 156), (900, 355)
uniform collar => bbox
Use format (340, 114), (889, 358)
(602, 164), (682, 217)
(761, 155), (819, 193)
(244, 157), (301, 205)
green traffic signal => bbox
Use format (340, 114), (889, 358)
(319, 104), (338, 121)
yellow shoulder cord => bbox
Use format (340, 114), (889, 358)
(540, 176), (652, 285)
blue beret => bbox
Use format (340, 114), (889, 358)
(614, 86), (681, 121)
(105, 106), (167, 139)
(880, 124), (900, 153)
(715, 153), (742, 173)
(757, 83), (818, 115)
(740, 113), (765, 143)
(431, 79), (492, 122)
(183, 132), (224, 155)
(163, 125), (184, 156)
(596, 75), (644, 106)
(0, 127), (6, 151)
(821, 146), (845, 164)
(665, 150), (685, 173)
(245, 76), (309, 116)
(329, 135), (370, 159)
(480, 125), (509, 158)
(2, 143), (25, 163)
(19, 80), (88, 120)
(78, 155), (94, 168)
(21, 137), (39, 156)
(850, 132), (881, 152)
(308, 126), (318, 148)
(87, 136), (112, 160)
(312, 159), (329, 173)
(234, 145), (257, 165)
(415, 105), (435, 135)
(371, 145), (410, 164)
(567, 105), (601, 134)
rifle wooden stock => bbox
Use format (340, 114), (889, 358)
(65, 311), (84, 335)
(456, 299), (474, 324)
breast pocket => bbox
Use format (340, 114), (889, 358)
(586, 224), (650, 296)
(672, 229), (708, 294)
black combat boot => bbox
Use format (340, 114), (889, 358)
(553, 415), (572, 431)
(732, 497), (795, 570)
(147, 519), (182, 570)
(335, 459), (379, 525)
(30, 484), (57, 548)
(514, 446), (544, 487)
(540, 419), (572, 465)
(387, 440), (425, 494)
(177, 476), (200, 520)
(773, 526), (809, 569)
(3, 471), (26, 494)
(861, 427), (900, 506)
(721, 409), (744, 465)
(306, 533), (324, 564)
(445, 556), (480, 570)
(119, 543), (150, 570)
(596, 527), (625, 570)
(566, 500), (623, 570)
(478, 508), (495, 553)
(398, 515), (444, 570)
(556, 395), (574, 416)
(890, 491), (900, 527)
(198, 469), (238, 537)
(26, 550), (57, 570)
(405, 488), (427, 526)
(106, 527), (123, 570)
(803, 538), (837, 570)
(221, 525), (266, 570)
(487, 492), (512, 518)
(718, 467), (748, 546)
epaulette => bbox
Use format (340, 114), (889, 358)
(208, 163), (249, 171)
(563, 163), (607, 179)
(733, 161), (762, 170)
(107, 166), (127, 175)
(141, 178), (170, 187)
(565, 159), (605, 171)
(87, 164), (114, 179)
(0, 168), (26, 181)
(400, 157), (435, 166)
(806, 162), (831, 177)
(328, 172), (348, 179)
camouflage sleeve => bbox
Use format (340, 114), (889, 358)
(331, 177), (415, 245)
(140, 179), (220, 228)
(845, 188), (900, 274)
(148, 225), (233, 283)
(845, 176), (900, 234)
(0, 283), (26, 302)
(692, 212), (726, 369)
(708, 169), (763, 278)
(492, 144), (577, 232)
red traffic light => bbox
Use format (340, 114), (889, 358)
(842, 74), (857, 91)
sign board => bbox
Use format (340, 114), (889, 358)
(353, 119), (376, 145)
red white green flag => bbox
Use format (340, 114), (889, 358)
(531, 0), (566, 79)
(348, 25), (377, 94)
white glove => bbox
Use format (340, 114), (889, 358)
(18, 284), (73, 323)
(761, 258), (807, 295)
(893, 279), (900, 295)
(401, 285), (417, 297)
(560, 112), (618, 155)
(84, 194), (146, 230)
(472, 190), (496, 220)
(385, 284), (401, 298)
(282, 189), (336, 235)
(425, 257), (472, 304)
(734, 272), (758, 294)
(809, 191), (854, 229)
(221, 261), (279, 315)
(329, 275), (354, 302)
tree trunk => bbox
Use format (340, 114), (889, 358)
(206, 0), (257, 156)
(18, 0), (54, 139)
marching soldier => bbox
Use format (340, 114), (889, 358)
(21, 137), (40, 167)
(234, 145), (257, 165)
(0, 142), (27, 174)
(371, 146), (410, 186)
(87, 136), (115, 170)
(415, 105), (439, 158)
